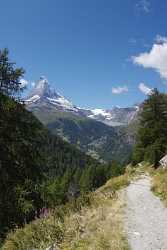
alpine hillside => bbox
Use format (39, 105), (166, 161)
(25, 77), (138, 163)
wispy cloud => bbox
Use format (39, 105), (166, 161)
(112, 86), (128, 94)
(136, 0), (151, 13)
(132, 35), (167, 80)
(138, 82), (152, 95)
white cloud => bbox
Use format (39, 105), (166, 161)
(20, 78), (28, 88)
(132, 36), (167, 79)
(155, 35), (167, 44)
(136, 0), (151, 13)
(138, 82), (152, 95)
(112, 86), (128, 94)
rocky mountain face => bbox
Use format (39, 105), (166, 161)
(25, 77), (139, 127)
(25, 77), (138, 163)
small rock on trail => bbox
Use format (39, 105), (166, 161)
(124, 176), (167, 250)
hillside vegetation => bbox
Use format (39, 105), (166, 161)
(151, 168), (167, 205)
(0, 49), (123, 244)
(3, 162), (152, 250)
(2, 173), (131, 250)
(1, 91), (121, 241)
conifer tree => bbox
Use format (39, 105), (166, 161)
(0, 48), (24, 96)
(132, 89), (167, 165)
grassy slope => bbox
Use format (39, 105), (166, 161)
(2, 174), (132, 250)
(3, 162), (159, 250)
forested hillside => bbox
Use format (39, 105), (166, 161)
(0, 49), (123, 243)
(31, 107), (133, 163)
(0, 91), (119, 240)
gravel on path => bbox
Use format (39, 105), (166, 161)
(124, 176), (167, 250)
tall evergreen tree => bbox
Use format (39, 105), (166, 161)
(0, 48), (24, 96)
(132, 89), (167, 165)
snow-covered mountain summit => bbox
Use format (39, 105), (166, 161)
(25, 77), (77, 111)
(25, 77), (139, 126)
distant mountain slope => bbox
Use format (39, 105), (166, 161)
(25, 76), (139, 127)
(25, 77), (137, 163)
(32, 107), (132, 163)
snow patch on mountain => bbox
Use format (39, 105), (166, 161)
(25, 77), (139, 126)
(88, 109), (113, 120)
(46, 96), (78, 111)
(26, 95), (40, 103)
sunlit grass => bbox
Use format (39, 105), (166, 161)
(151, 168), (167, 206)
(2, 173), (132, 250)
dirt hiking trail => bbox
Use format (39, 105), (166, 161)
(124, 176), (167, 250)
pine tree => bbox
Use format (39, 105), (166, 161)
(132, 89), (167, 165)
(0, 48), (24, 96)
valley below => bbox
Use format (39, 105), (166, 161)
(25, 77), (138, 163)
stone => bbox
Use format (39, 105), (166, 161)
(159, 154), (167, 169)
(45, 244), (59, 250)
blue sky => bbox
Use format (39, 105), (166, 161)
(1, 0), (167, 108)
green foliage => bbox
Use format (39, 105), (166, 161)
(40, 178), (66, 207)
(0, 93), (46, 240)
(0, 48), (24, 96)
(132, 89), (167, 166)
(132, 145), (144, 165)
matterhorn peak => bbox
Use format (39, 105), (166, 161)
(26, 76), (57, 100)
(25, 77), (76, 111)
(25, 77), (139, 126)
(33, 76), (49, 93)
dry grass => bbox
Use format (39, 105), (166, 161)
(2, 173), (132, 250)
(151, 168), (167, 206)
(2, 216), (65, 250)
(61, 178), (130, 250)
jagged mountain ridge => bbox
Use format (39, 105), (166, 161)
(25, 77), (139, 127)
